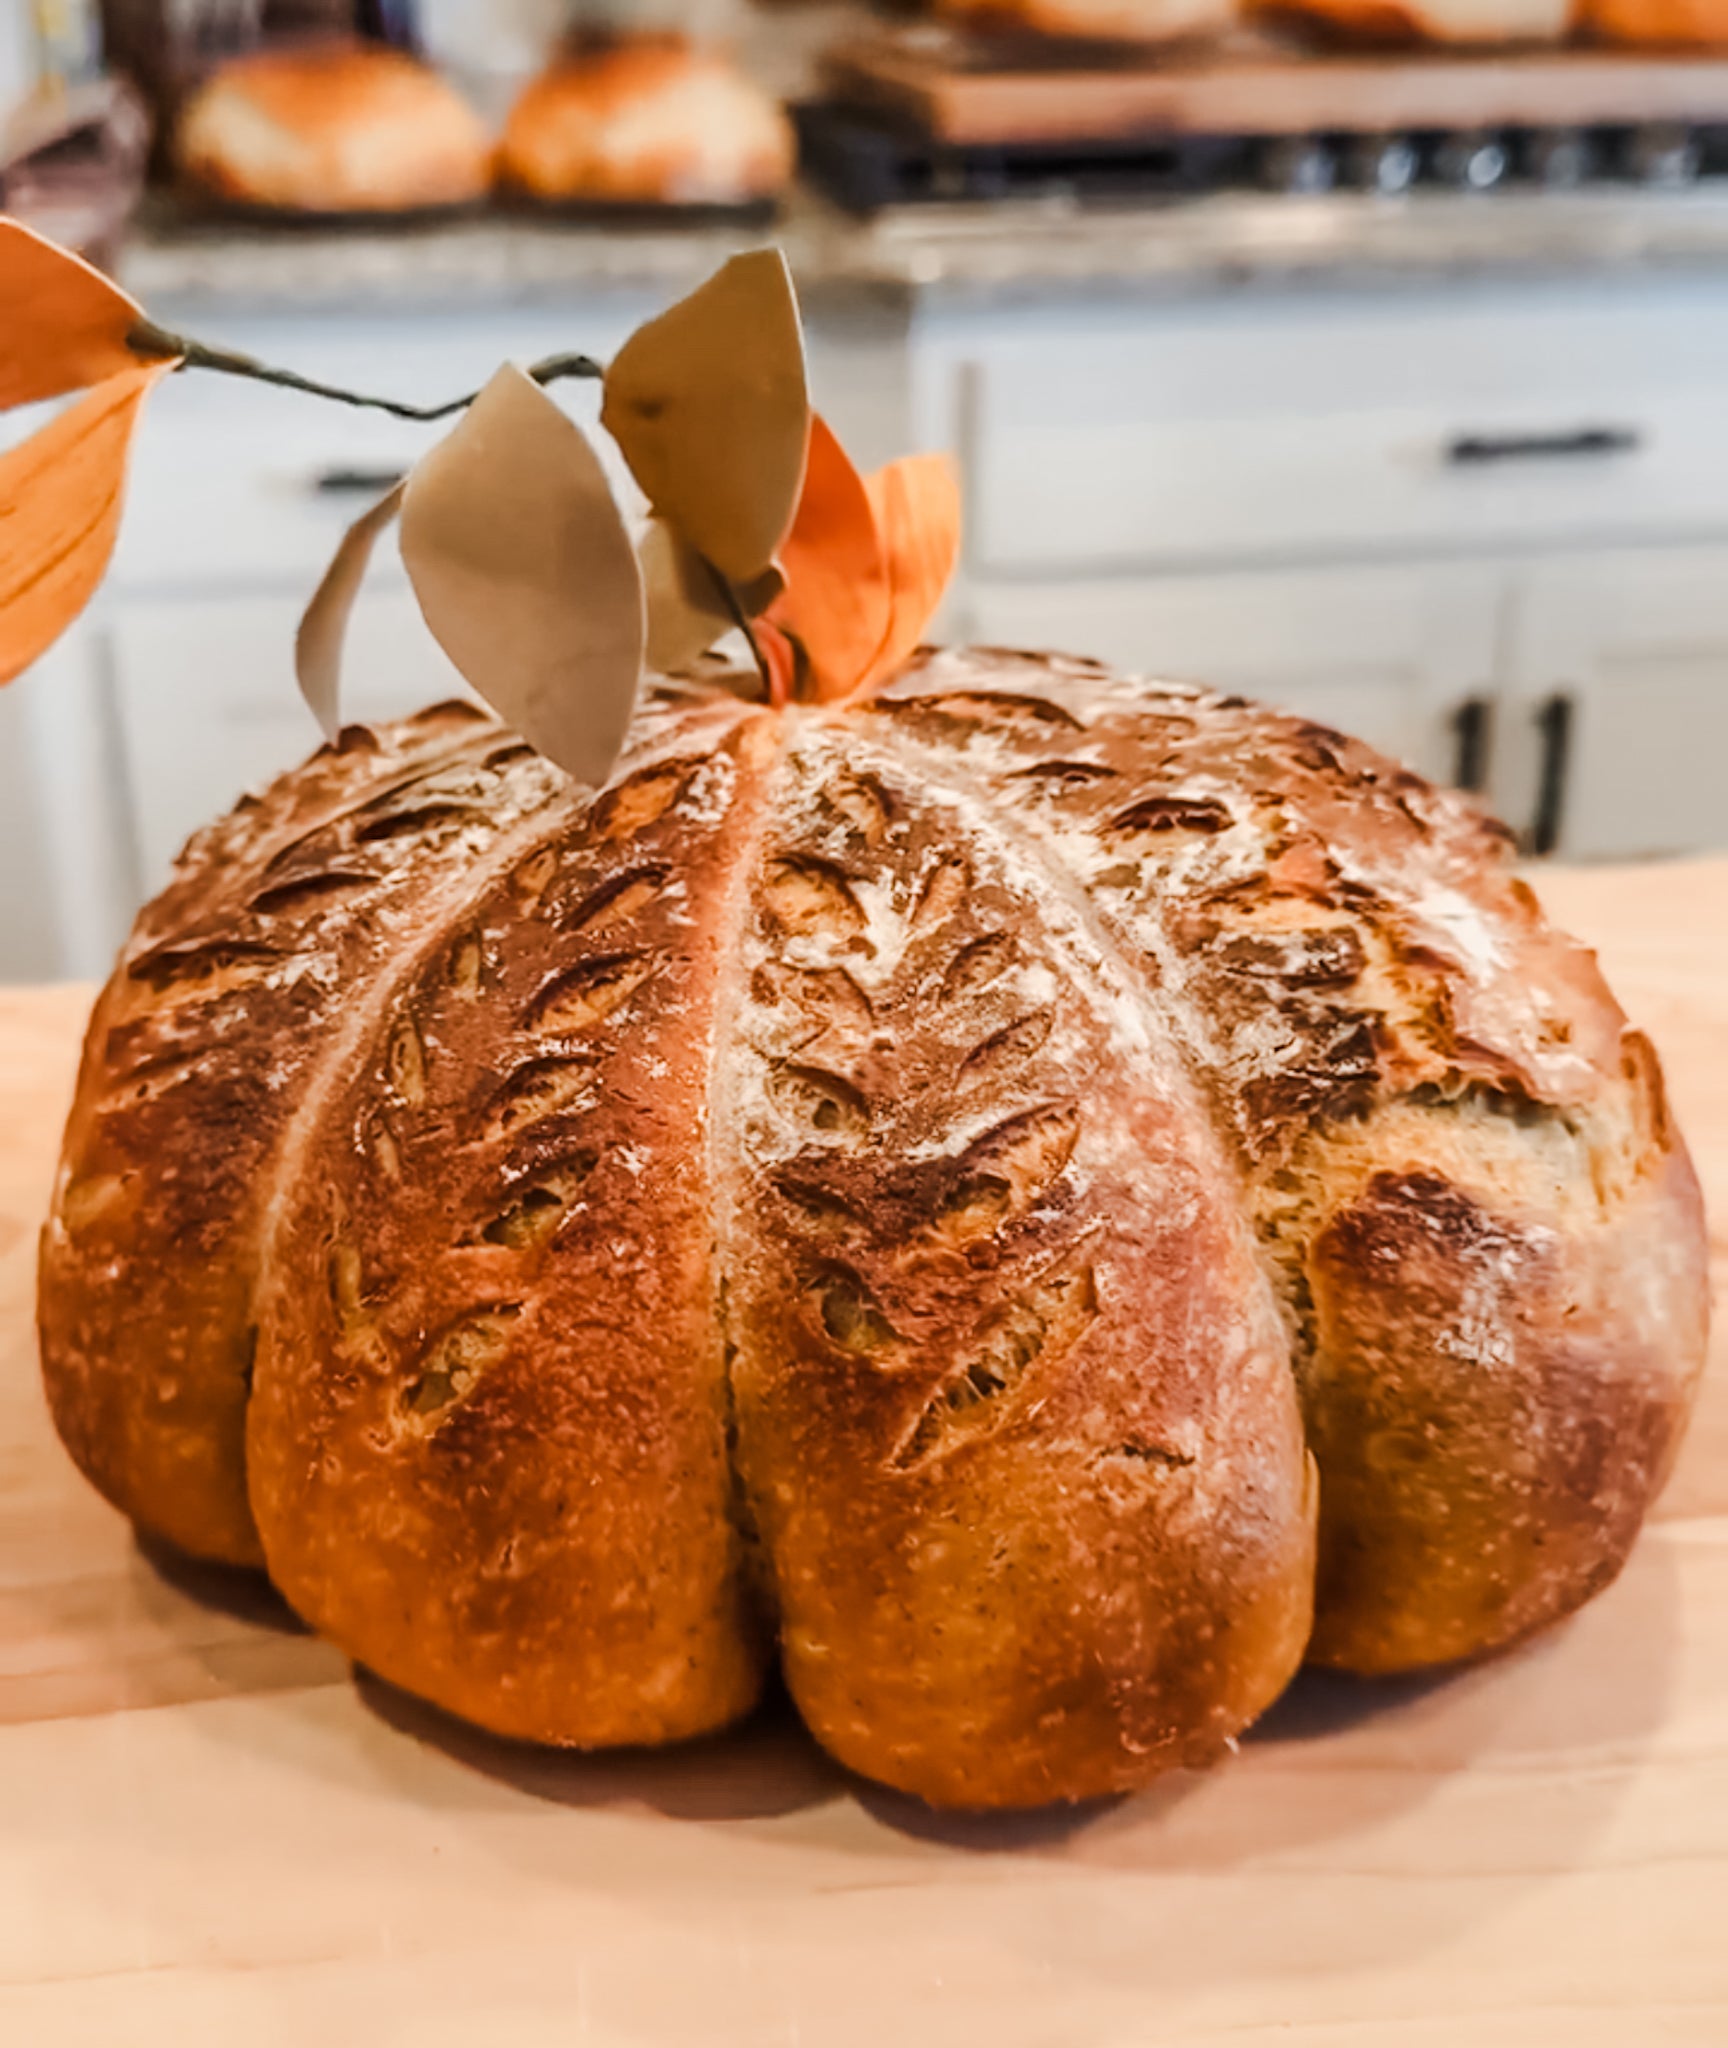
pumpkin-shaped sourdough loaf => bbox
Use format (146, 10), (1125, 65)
(40, 649), (1706, 1809)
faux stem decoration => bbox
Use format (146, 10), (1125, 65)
(126, 319), (604, 423)
(1, 218), (962, 793)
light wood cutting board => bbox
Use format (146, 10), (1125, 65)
(823, 25), (1728, 146)
(2, 860), (1725, 2045)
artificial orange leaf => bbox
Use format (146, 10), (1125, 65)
(765, 413), (891, 706)
(0, 359), (174, 685)
(295, 480), (406, 738)
(861, 453), (962, 691)
(0, 217), (154, 412)
(400, 364), (645, 788)
(752, 616), (797, 710)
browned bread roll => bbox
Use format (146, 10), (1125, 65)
(175, 40), (492, 215)
(1584, 0), (1728, 39)
(39, 650), (1706, 1808)
(1258, 0), (1571, 38)
(499, 37), (794, 207)
(936, 0), (1240, 42)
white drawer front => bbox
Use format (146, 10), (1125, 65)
(956, 279), (1728, 575)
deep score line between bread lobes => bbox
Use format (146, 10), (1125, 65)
(4, 221), (1710, 1809)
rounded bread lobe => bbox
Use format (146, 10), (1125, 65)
(499, 39), (795, 206)
(38, 704), (557, 1564)
(716, 714), (1316, 1806)
(876, 648), (1708, 1673)
(245, 699), (777, 1746)
(176, 41), (493, 214)
(1299, 1083), (1706, 1670)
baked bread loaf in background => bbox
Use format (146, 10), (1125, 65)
(499, 36), (794, 207)
(39, 651), (1707, 1808)
(1257, 0), (1572, 40)
(175, 39), (493, 215)
(1584, 0), (1728, 41)
(935, 0), (1241, 44)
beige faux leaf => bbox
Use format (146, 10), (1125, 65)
(639, 516), (787, 675)
(601, 249), (808, 586)
(400, 364), (645, 787)
(639, 516), (734, 674)
(734, 562), (789, 616)
(295, 481), (405, 739)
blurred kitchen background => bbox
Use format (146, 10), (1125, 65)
(5, 0), (1728, 981)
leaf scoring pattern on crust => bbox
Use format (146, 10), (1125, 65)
(41, 641), (1695, 1803)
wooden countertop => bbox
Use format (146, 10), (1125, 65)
(3, 860), (1725, 2045)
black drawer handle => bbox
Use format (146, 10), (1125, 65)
(1449, 693), (1493, 794)
(1528, 691), (1575, 857)
(1446, 427), (1642, 466)
(313, 466), (407, 495)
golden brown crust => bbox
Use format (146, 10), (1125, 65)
(176, 41), (492, 214)
(871, 649), (1708, 1677)
(716, 718), (1315, 1805)
(38, 649), (1710, 1805)
(498, 39), (794, 206)
(1302, 1124), (1706, 1669)
(38, 704), (546, 1563)
(246, 700), (775, 1745)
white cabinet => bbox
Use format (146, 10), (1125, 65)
(963, 561), (1505, 786)
(921, 274), (1728, 862)
(108, 590), (474, 890)
(1501, 545), (1728, 861)
(927, 274), (1728, 578)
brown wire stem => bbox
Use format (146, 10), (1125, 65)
(715, 572), (777, 700)
(127, 321), (604, 422)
